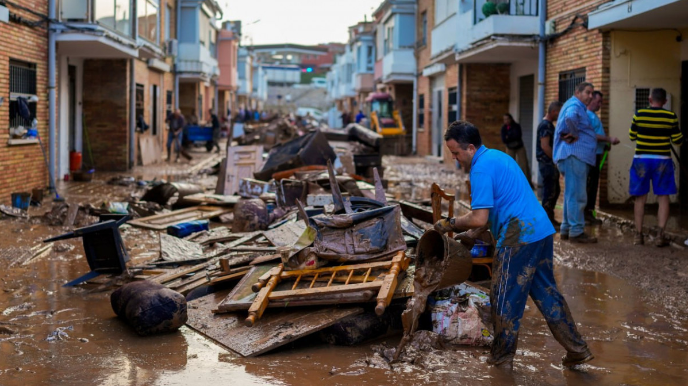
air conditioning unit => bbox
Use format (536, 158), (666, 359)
(165, 39), (178, 57)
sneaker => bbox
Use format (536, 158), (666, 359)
(561, 233), (569, 241)
(569, 233), (598, 244)
(562, 348), (594, 368)
(633, 232), (644, 245)
(584, 212), (603, 225)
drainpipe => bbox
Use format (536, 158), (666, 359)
(129, 0), (137, 168)
(537, 0), (546, 123)
(48, 0), (56, 191)
(411, 2), (418, 155)
(174, 0), (181, 110)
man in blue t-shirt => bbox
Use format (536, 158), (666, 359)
(434, 120), (592, 369)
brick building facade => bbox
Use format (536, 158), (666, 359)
(0, 1), (49, 203)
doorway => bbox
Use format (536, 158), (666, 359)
(519, 74), (535, 165)
(151, 84), (159, 135)
(68, 65), (77, 152)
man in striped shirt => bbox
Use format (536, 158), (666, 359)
(553, 82), (598, 243)
(629, 88), (684, 246)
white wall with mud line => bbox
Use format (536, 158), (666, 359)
(607, 29), (687, 204)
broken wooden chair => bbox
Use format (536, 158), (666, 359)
(244, 250), (409, 326)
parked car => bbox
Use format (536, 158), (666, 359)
(310, 77), (327, 88)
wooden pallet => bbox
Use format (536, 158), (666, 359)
(244, 251), (409, 327)
(128, 206), (229, 230)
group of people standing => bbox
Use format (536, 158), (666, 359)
(501, 83), (683, 246)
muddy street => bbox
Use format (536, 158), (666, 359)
(0, 154), (685, 386)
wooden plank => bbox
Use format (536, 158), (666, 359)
(208, 270), (249, 284)
(160, 233), (204, 262)
(64, 204), (79, 227)
(175, 277), (210, 295)
(186, 290), (363, 357)
(249, 253), (281, 266)
(398, 200), (434, 224)
(150, 257), (220, 284)
(128, 206), (229, 230)
(216, 265), (274, 312)
(201, 231), (260, 247)
(262, 221), (306, 247)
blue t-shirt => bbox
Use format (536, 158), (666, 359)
(587, 110), (606, 155)
(470, 145), (555, 247)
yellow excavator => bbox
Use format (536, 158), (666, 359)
(366, 92), (405, 136)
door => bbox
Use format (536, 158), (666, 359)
(216, 145), (264, 195)
(680, 61), (687, 207)
(431, 88), (444, 157)
(151, 85), (159, 135)
(68, 65), (77, 152)
(519, 74), (535, 169)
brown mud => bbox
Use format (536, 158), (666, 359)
(0, 154), (685, 385)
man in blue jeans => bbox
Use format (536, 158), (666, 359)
(553, 82), (598, 243)
(435, 120), (593, 369)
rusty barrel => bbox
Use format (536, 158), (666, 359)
(415, 229), (473, 290)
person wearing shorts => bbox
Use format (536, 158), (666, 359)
(629, 88), (684, 246)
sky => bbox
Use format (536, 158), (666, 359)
(219, 0), (384, 46)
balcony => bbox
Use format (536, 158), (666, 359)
(177, 42), (220, 82)
(177, 60), (219, 82)
(382, 49), (415, 83)
(588, 0), (687, 30)
(354, 73), (374, 93)
(55, 0), (138, 58)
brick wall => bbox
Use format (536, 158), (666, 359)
(462, 63), (511, 151)
(0, 1), (49, 203)
(546, 0), (611, 204)
(83, 59), (129, 171)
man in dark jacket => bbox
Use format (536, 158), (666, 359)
(209, 108), (221, 153)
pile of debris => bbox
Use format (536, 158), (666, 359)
(31, 115), (497, 360)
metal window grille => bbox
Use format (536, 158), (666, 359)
(634, 88), (650, 112)
(10, 60), (37, 95)
(9, 60), (37, 129)
(558, 68), (586, 104)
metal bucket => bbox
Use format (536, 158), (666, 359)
(415, 229), (473, 291)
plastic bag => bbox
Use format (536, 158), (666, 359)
(430, 293), (493, 346)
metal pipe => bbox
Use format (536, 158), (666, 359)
(537, 0), (546, 121)
(129, 0), (137, 168)
(174, 0), (181, 110)
(411, 1), (418, 155)
(48, 0), (56, 191)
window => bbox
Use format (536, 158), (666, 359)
(420, 11), (427, 47)
(138, 0), (159, 43)
(135, 84), (144, 124)
(199, 13), (209, 47)
(447, 87), (458, 125)
(94, 0), (131, 36)
(366, 45), (374, 72)
(164, 4), (172, 41)
(9, 60), (37, 132)
(418, 94), (425, 129)
(558, 68), (586, 103)
(634, 88), (651, 111)
(435, 0), (456, 25)
(384, 25), (393, 55)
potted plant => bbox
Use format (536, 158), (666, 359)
(481, 1), (498, 18)
(497, 1), (510, 14)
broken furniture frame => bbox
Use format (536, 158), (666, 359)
(244, 251), (409, 327)
(431, 183), (455, 238)
(45, 216), (130, 287)
(128, 206), (228, 230)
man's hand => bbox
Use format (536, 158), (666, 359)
(561, 133), (578, 144)
(434, 218), (454, 234)
(609, 136), (620, 145)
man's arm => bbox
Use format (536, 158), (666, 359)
(629, 114), (638, 141)
(596, 134), (619, 145)
(541, 136), (553, 160)
(434, 209), (489, 234)
(671, 115), (684, 144)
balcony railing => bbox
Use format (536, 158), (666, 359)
(58, 0), (132, 37)
(474, 0), (538, 24)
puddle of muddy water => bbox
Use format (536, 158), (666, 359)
(0, 217), (685, 386)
